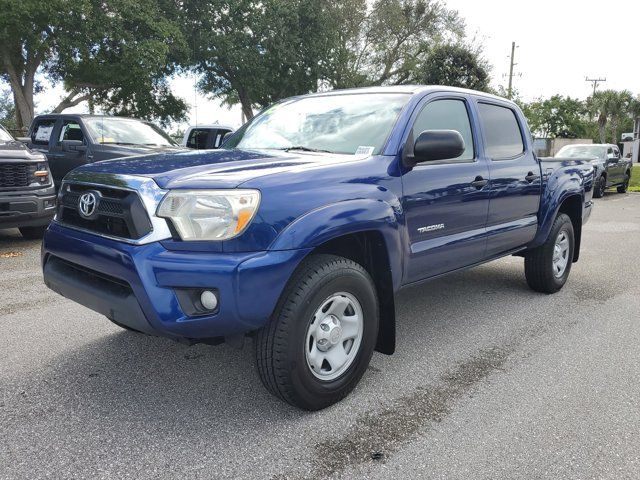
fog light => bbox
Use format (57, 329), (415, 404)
(200, 290), (218, 311)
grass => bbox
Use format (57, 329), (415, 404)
(630, 165), (640, 192)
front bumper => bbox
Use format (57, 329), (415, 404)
(0, 186), (56, 229)
(42, 222), (311, 341)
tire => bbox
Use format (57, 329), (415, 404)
(19, 225), (47, 239)
(617, 171), (630, 193)
(256, 254), (379, 410)
(593, 175), (606, 198)
(524, 213), (574, 294)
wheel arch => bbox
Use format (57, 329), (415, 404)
(557, 195), (583, 262)
(311, 231), (397, 355)
(268, 199), (404, 355)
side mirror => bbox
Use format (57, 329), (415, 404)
(16, 136), (30, 145)
(408, 130), (465, 165)
(62, 139), (86, 153)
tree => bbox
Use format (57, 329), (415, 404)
(185, 0), (336, 120)
(418, 43), (490, 91)
(329, 0), (464, 89)
(0, 0), (188, 130)
(0, 88), (17, 131)
(587, 89), (633, 143)
(521, 95), (589, 139)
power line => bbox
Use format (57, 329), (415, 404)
(585, 76), (606, 97)
(501, 42), (521, 99)
(508, 42), (517, 99)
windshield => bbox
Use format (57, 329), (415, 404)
(557, 145), (606, 159)
(83, 117), (176, 147)
(0, 126), (13, 141)
(224, 93), (410, 155)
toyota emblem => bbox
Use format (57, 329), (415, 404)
(78, 192), (98, 218)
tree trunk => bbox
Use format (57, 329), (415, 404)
(1, 50), (36, 132)
(237, 88), (254, 121)
(52, 90), (92, 113)
(598, 114), (607, 144)
(610, 118), (618, 145)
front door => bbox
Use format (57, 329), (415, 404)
(401, 96), (490, 284)
(475, 101), (542, 257)
(47, 120), (90, 188)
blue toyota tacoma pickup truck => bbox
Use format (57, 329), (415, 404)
(42, 86), (594, 410)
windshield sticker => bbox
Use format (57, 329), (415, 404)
(355, 146), (375, 157)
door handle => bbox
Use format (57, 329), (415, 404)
(525, 172), (540, 183)
(470, 176), (489, 189)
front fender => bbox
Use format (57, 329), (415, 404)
(269, 198), (404, 290)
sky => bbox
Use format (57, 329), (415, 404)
(34, 0), (640, 133)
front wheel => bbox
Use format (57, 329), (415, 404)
(256, 254), (379, 410)
(19, 225), (47, 240)
(524, 213), (574, 294)
(593, 175), (606, 198)
(617, 172), (630, 193)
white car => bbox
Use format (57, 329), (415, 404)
(621, 132), (634, 142)
(181, 124), (235, 149)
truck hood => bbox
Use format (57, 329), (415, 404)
(95, 144), (186, 157)
(0, 140), (46, 162)
(73, 148), (356, 189)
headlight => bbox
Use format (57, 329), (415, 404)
(157, 189), (260, 241)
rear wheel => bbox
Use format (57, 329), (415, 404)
(593, 175), (606, 198)
(617, 171), (630, 193)
(524, 213), (574, 294)
(256, 254), (379, 410)
(19, 225), (47, 240)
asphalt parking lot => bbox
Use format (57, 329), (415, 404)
(1, 192), (640, 480)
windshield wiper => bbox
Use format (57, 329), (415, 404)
(279, 146), (335, 154)
(99, 141), (143, 146)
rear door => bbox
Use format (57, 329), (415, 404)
(401, 94), (490, 283)
(608, 146), (624, 183)
(476, 100), (542, 257)
(29, 117), (57, 156)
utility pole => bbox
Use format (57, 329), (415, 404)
(585, 76), (606, 97)
(507, 41), (517, 99)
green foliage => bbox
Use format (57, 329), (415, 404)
(0, 0), (188, 128)
(0, 89), (17, 131)
(520, 90), (638, 143)
(185, 0), (336, 119)
(185, 0), (466, 119)
(418, 43), (491, 92)
(521, 96), (589, 139)
(329, 0), (464, 89)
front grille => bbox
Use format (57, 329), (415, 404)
(0, 164), (32, 188)
(57, 183), (153, 240)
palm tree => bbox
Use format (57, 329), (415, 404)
(588, 91), (613, 143)
(608, 90), (633, 144)
(588, 90), (634, 143)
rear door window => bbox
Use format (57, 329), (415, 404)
(214, 129), (232, 148)
(31, 119), (57, 146)
(478, 103), (525, 159)
(187, 129), (209, 149)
